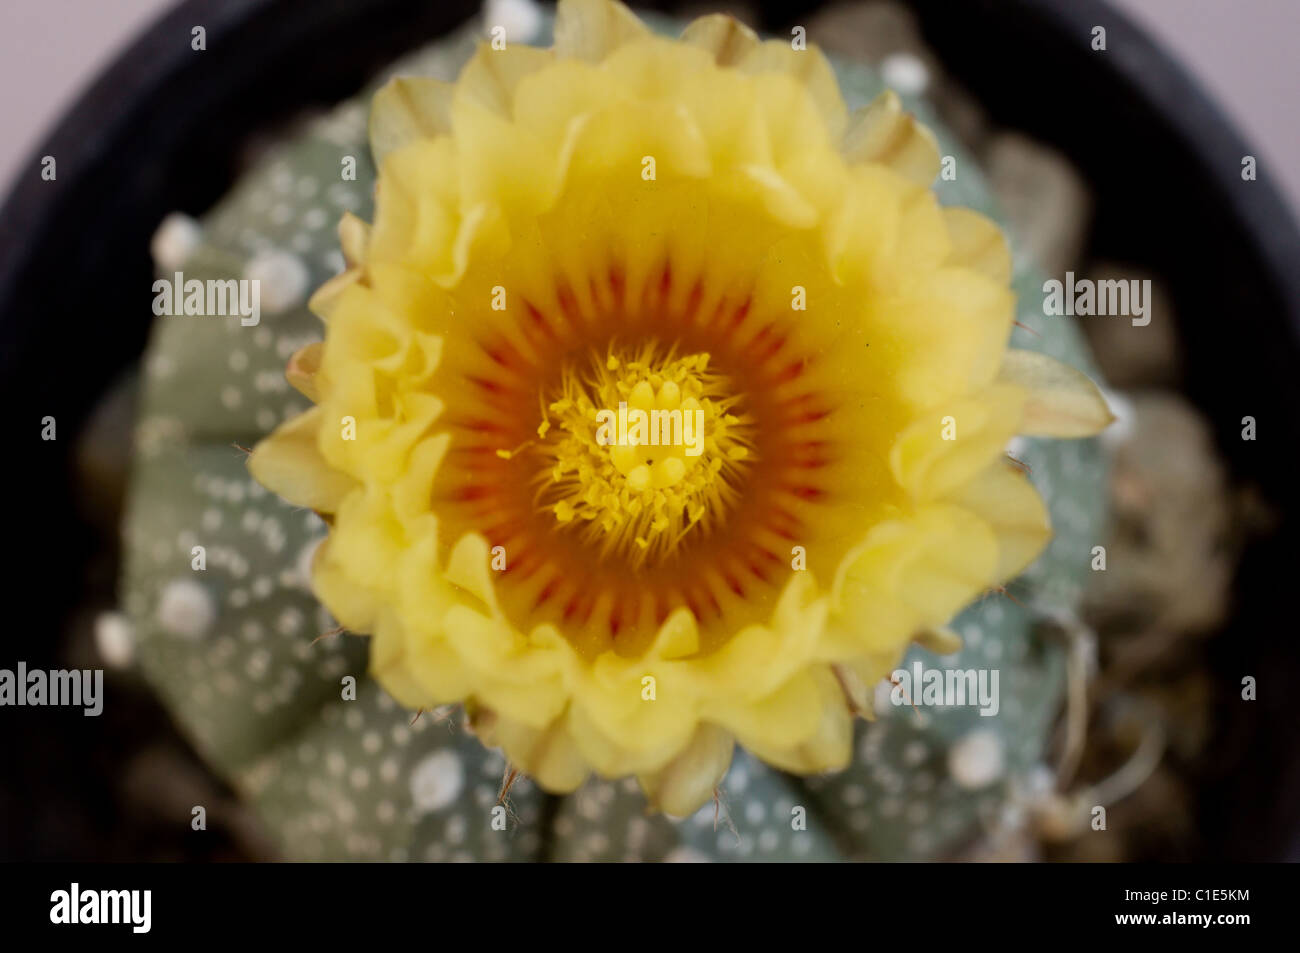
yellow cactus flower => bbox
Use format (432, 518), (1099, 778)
(249, 0), (1111, 816)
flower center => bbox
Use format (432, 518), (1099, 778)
(537, 344), (753, 567)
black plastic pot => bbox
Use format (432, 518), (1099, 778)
(1, 0), (1296, 860)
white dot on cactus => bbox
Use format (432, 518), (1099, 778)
(841, 784), (867, 806)
(948, 729), (1006, 790)
(150, 212), (202, 271)
(902, 741), (929, 766)
(485, 0), (543, 41)
(327, 182), (359, 209)
(246, 649), (270, 680)
(1022, 763), (1057, 800)
(577, 792), (604, 822)
(664, 846), (711, 863)
(243, 249), (309, 314)
(94, 611), (135, 667)
(744, 800), (766, 824)
(335, 800), (358, 826)
(410, 751), (464, 813)
(880, 52), (929, 96)
(445, 814), (467, 845)
(156, 579), (216, 640)
(627, 815), (650, 847)
(147, 352), (175, 380)
(270, 610), (300, 639)
(269, 164), (293, 193)
(758, 829), (779, 852)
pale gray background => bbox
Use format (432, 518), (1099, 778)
(1, 0), (1297, 215)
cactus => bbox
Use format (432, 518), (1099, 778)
(122, 12), (1106, 861)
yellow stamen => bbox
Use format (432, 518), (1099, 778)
(537, 344), (753, 566)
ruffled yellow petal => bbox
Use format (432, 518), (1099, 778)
(454, 42), (555, 116)
(999, 348), (1115, 437)
(486, 713), (589, 793)
(842, 90), (941, 186)
(285, 342), (322, 402)
(637, 722), (734, 816)
(943, 206), (1012, 284)
(889, 383), (1025, 500)
(369, 76), (454, 165)
(679, 13), (759, 66)
(247, 406), (358, 513)
(554, 0), (650, 63)
(949, 462), (1052, 581)
(736, 40), (848, 141)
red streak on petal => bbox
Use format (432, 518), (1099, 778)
(533, 578), (559, 611)
(728, 299), (751, 331)
(523, 301), (561, 348)
(773, 358), (809, 384)
(790, 485), (825, 501)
